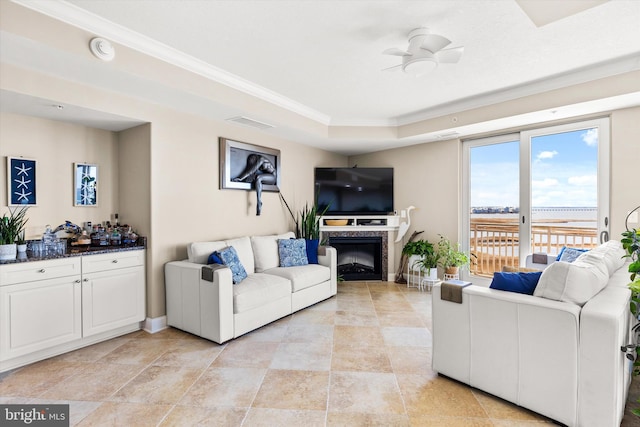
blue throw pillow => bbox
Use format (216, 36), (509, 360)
(305, 239), (319, 264)
(207, 251), (224, 265)
(490, 271), (542, 295)
(215, 246), (247, 284)
(278, 238), (309, 267)
(556, 246), (589, 262)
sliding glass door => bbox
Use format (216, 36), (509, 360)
(462, 118), (610, 281)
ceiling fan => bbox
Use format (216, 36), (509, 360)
(383, 27), (464, 76)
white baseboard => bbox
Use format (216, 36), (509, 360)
(143, 316), (168, 334)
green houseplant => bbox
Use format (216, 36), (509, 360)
(0, 205), (29, 260)
(402, 239), (438, 275)
(620, 206), (640, 417)
(436, 235), (470, 276)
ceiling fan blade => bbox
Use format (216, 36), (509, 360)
(435, 46), (464, 63)
(383, 47), (410, 56)
(420, 34), (451, 53)
(381, 64), (403, 72)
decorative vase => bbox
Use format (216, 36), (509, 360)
(0, 243), (17, 260)
(17, 243), (27, 253)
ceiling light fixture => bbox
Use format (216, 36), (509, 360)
(89, 37), (115, 61)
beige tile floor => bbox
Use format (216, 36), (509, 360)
(1, 281), (638, 426)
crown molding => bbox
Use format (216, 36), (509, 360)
(12, 0), (331, 126)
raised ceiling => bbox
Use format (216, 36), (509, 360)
(2, 0), (640, 155)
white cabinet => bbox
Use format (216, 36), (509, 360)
(0, 249), (145, 372)
(81, 251), (145, 337)
(0, 258), (82, 361)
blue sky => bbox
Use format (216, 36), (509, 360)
(470, 128), (598, 207)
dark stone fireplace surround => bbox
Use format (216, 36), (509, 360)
(322, 230), (388, 281)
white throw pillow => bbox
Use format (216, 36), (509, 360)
(534, 256), (608, 306)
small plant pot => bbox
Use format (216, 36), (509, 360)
(0, 243), (17, 260)
(17, 243), (27, 253)
(445, 266), (459, 276)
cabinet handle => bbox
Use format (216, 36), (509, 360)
(83, 278), (89, 282)
(112, 259), (118, 263)
(74, 279), (81, 283)
(38, 269), (45, 273)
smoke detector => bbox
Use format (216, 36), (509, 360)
(89, 37), (115, 61)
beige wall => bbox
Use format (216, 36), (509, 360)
(0, 113), (120, 238)
(611, 106), (640, 239)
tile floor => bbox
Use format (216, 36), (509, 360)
(0, 281), (638, 426)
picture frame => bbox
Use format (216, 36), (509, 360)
(219, 137), (281, 192)
(74, 163), (98, 206)
(7, 156), (37, 206)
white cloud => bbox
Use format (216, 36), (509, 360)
(532, 178), (558, 188)
(581, 129), (598, 146)
(568, 175), (597, 186)
(536, 150), (558, 160)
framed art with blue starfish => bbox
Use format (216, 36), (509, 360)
(74, 163), (98, 206)
(7, 156), (37, 206)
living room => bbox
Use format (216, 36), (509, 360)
(0, 1), (639, 425)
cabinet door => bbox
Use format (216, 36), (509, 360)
(82, 266), (145, 337)
(0, 276), (82, 361)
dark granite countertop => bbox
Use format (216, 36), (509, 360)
(0, 238), (146, 265)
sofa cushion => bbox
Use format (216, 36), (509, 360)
(278, 238), (309, 267)
(233, 273), (291, 313)
(265, 264), (331, 292)
(251, 232), (295, 272)
(490, 271), (542, 295)
(216, 246), (248, 284)
(225, 236), (255, 274)
(534, 255), (608, 306)
(578, 239), (626, 276)
(188, 240), (227, 264)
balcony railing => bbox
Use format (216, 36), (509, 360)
(469, 217), (598, 277)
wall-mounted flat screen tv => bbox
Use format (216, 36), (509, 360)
(314, 167), (394, 216)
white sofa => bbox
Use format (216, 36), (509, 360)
(164, 232), (337, 344)
(432, 240), (633, 427)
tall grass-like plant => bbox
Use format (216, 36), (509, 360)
(0, 206), (29, 245)
(297, 202), (330, 241)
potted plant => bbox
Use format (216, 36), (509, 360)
(0, 205), (29, 260)
(402, 239), (438, 280)
(436, 235), (470, 277)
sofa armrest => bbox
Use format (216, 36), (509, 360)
(578, 285), (632, 427)
(318, 246), (337, 295)
(164, 260), (234, 344)
(433, 283), (581, 426)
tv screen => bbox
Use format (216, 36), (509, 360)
(315, 167), (394, 215)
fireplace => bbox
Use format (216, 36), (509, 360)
(328, 236), (383, 281)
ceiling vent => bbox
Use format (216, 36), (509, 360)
(226, 116), (274, 130)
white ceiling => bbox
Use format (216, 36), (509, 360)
(3, 0), (640, 155)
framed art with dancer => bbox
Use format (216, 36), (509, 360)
(219, 137), (281, 215)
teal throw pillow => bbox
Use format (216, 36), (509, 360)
(278, 238), (309, 267)
(490, 271), (542, 295)
(215, 246), (247, 284)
